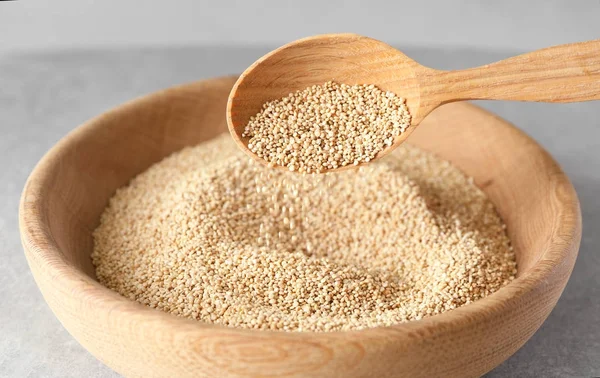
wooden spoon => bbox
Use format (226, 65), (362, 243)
(227, 33), (600, 172)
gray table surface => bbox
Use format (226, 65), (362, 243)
(0, 46), (598, 378)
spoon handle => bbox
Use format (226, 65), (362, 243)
(436, 39), (600, 104)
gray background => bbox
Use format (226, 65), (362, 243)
(1, 2), (599, 378)
(3, 0), (600, 52)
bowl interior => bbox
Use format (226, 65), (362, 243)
(37, 77), (563, 279)
(34, 79), (235, 278)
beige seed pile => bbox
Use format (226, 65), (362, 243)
(242, 81), (411, 173)
(92, 134), (516, 332)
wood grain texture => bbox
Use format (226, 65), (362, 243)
(227, 34), (600, 172)
(20, 76), (581, 378)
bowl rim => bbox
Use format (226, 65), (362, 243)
(19, 77), (582, 343)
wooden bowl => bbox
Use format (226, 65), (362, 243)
(19, 76), (581, 378)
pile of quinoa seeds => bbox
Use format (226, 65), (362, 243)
(92, 135), (517, 332)
(242, 81), (411, 173)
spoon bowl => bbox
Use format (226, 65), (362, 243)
(227, 34), (433, 170)
(228, 33), (600, 172)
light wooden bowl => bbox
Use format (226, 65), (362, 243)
(20, 76), (581, 378)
